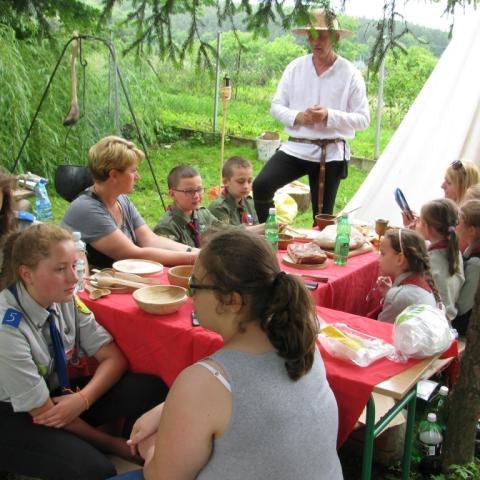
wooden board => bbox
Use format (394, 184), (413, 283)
(324, 242), (374, 259)
(282, 254), (328, 270)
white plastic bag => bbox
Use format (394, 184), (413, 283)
(318, 323), (395, 367)
(393, 305), (455, 359)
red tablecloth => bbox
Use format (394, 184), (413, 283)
(81, 290), (425, 445)
(278, 250), (379, 315)
(316, 308), (423, 445)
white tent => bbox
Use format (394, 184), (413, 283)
(346, 9), (480, 226)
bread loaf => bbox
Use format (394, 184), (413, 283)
(287, 242), (327, 264)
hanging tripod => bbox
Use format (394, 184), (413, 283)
(11, 33), (166, 211)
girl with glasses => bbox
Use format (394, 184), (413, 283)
(376, 228), (441, 323)
(126, 229), (342, 480)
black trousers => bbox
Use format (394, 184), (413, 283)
(0, 373), (168, 480)
(252, 150), (346, 222)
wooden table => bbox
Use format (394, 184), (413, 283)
(360, 356), (437, 480)
(80, 290), (433, 459)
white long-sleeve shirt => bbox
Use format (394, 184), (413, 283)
(271, 54), (370, 163)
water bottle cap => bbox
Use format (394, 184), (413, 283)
(269, 208), (276, 215)
(427, 413), (437, 422)
(72, 231), (81, 242)
(439, 386), (449, 396)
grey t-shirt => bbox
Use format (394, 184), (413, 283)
(196, 348), (343, 480)
(378, 272), (437, 323)
(62, 190), (145, 268)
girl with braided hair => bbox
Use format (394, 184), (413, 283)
(376, 228), (441, 323)
(417, 198), (464, 321)
(126, 229), (342, 480)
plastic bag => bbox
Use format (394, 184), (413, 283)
(274, 192), (298, 224)
(318, 323), (395, 367)
(393, 304), (456, 359)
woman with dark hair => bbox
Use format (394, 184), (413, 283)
(126, 229), (342, 480)
(0, 170), (34, 285)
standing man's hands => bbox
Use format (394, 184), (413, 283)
(294, 106), (328, 126)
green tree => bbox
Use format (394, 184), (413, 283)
(382, 45), (437, 112)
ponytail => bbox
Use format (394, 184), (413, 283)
(421, 199), (460, 276)
(260, 272), (318, 381)
(446, 226), (460, 276)
(200, 229), (319, 381)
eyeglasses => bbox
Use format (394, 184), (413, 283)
(451, 160), (466, 174)
(187, 277), (219, 297)
(172, 188), (204, 197)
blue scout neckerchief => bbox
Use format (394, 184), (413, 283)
(7, 284), (70, 391)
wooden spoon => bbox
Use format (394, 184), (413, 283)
(92, 276), (148, 290)
(85, 283), (111, 300)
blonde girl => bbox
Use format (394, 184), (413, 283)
(377, 228), (441, 323)
(417, 198), (464, 321)
(0, 224), (167, 479)
(441, 160), (479, 205)
(453, 200), (480, 335)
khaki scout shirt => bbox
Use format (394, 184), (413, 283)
(208, 191), (259, 226)
(154, 204), (221, 248)
(0, 283), (112, 412)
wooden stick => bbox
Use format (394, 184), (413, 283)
(219, 76), (231, 187)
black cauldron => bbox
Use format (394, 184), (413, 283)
(54, 165), (93, 202)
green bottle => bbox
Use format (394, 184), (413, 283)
(265, 207), (279, 252)
(334, 214), (351, 266)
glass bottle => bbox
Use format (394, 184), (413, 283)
(334, 214), (351, 266)
(265, 207), (279, 251)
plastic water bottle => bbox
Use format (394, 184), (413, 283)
(419, 413), (443, 457)
(334, 214), (351, 266)
(72, 231), (86, 293)
(34, 179), (53, 221)
(430, 386), (449, 432)
(75, 259), (86, 293)
(265, 207), (279, 251)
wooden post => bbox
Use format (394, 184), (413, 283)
(220, 74), (231, 188)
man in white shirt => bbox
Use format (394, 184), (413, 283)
(253, 10), (370, 222)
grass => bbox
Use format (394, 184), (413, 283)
(47, 137), (368, 227)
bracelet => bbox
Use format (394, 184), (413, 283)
(77, 390), (90, 410)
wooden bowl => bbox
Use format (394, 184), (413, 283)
(278, 233), (294, 250)
(167, 265), (194, 288)
(133, 285), (187, 315)
(315, 214), (336, 231)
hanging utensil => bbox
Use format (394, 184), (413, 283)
(63, 32), (80, 126)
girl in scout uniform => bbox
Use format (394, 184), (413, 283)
(0, 224), (167, 480)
